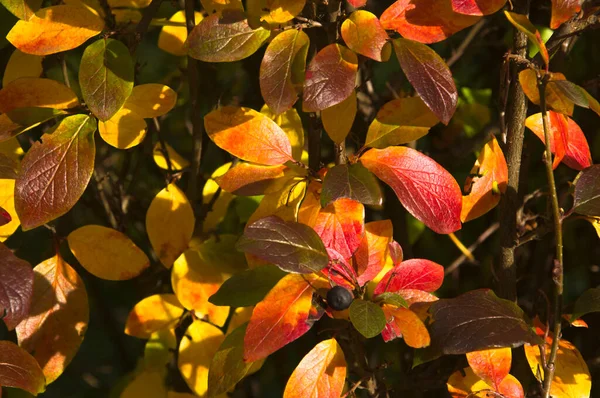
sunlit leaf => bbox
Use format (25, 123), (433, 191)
(504, 11), (549, 69)
(15, 114), (96, 230)
(283, 338), (346, 398)
(158, 10), (203, 56)
(547, 79), (600, 117)
(125, 294), (184, 339)
(79, 38), (134, 121)
(381, 304), (430, 347)
(0, 180), (20, 241)
(7, 5), (104, 55)
(67, 225), (149, 281)
(205, 106), (294, 165)
(260, 105), (305, 161)
(259, 30), (309, 115)
(186, 11), (270, 62)
(393, 38), (457, 124)
(0, 242), (33, 330)
(303, 44), (358, 112)
(98, 108), (147, 149)
(573, 165), (600, 216)
(244, 273), (327, 362)
(466, 348), (511, 390)
(381, 0), (480, 44)
(247, 0), (305, 24)
(341, 10), (391, 62)
(364, 96), (439, 149)
(178, 320), (225, 396)
(16, 254), (88, 384)
(354, 220), (393, 286)
(214, 163), (287, 196)
(153, 142), (190, 171)
(313, 198), (365, 259)
(200, 0), (243, 14)
(461, 136), (508, 222)
(519, 70), (574, 116)
(361, 146), (462, 234)
(374, 259), (444, 296)
(429, 289), (541, 354)
(447, 367), (524, 398)
(0, 77), (78, 114)
(322, 91), (357, 144)
(237, 215), (329, 274)
(0, 0), (42, 19)
(451, 0), (506, 16)
(349, 299), (386, 338)
(124, 84), (177, 119)
(146, 183), (195, 268)
(144, 328), (176, 369)
(320, 163), (382, 208)
(0, 341), (45, 395)
(2, 50), (43, 87)
(550, 0), (581, 29)
(209, 265), (286, 307)
(0, 107), (67, 143)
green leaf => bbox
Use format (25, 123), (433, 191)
(373, 292), (408, 308)
(0, 0), (41, 20)
(504, 11), (549, 69)
(349, 299), (386, 338)
(573, 165), (600, 216)
(571, 287), (600, 321)
(187, 10), (270, 63)
(428, 289), (542, 354)
(320, 163), (382, 208)
(0, 341), (45, 395)
(79, 38), (134, 121)
(209, 265), (286, 307)
(549, 80), (600, 117)
(15, 114), (96, 230)
(208, 323), (256, 397)
(236, 215), (329, 274)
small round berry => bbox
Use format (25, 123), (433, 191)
(326, 286), (354, 311)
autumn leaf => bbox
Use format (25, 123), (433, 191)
(364, 96), (439, 149)
(551, 0), (582, 29)
(205, 106), (294, 165)
(447, 367), (524, 398)
(121, 368), (167, 398)
(374, 259), (444, 296)
(361, 146), (462, 234)
(146, 183), (195, 268)
(322, 91), (357, 144)
(573, 165), (600, 216)
(354, 220), (393, 286)
(504, 11), (549, 69)
(571, 286), (600, 321)
(246, 173), (308, 226)
(244, 273), (327, 362)
(7, 5), (104, 55)
(0, 341), (45, 395)
(67, 225), (150, 281)
(158, 10), (203, 56)
(466, 348), (512, 390)
(320, 163), (382, 208)
(186, 11), (270, 62)
(125, 294), (184, 339)
(283, 338), (346, 398)
(124, 84), (177, 118)
(209, 265), (286, 308)
(237, 215), (329, 274)
(247, 0), (305, 24)
(381, 0), (480, 44)
(0, 77), (79, 114)
(15, 114), (96, 230)
(0, 180), (20, 241)
(214, 162), (287, 196)
(16, 254), (89, 384)
(461, 136), (508, 223)
(451, 0), (506, 16)
(381, 304), (430, 347)
(519, 70), (574, 116)
(313, 198), (365, 260)
(79, 38), (134, 121)
(303, 43), (358, 112)
(341, 10), (391, 62)
(1, 0), (42, 19)
(0, 242), (33, 330)
(200, 0), (243, 14)
(2, 50), (43, 87)
(260, 105), (305, 161)
(393, 38), (457, 124)
(153, 142), (190, 171)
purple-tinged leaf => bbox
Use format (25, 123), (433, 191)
(320, 163), (382, 208)
(0, 243), (33, 330)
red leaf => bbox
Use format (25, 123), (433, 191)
(374, 259), (444, 295)
(0, 341), (45, 395)
(313, 198), (365, 259)
(392, 38), (457, 124)
(381, 0), (480, 44)
(466, 348), (512, 390)
(347, 0), (367, 7)
(354, 220), (393, 286)
(244, 274), (326, 362)
(324, 248), (357, 289)
(303, 44), (358, 112)
(0, 243), (33, 330)
(550, 0), (582, 29)
(361, 147), (462, 234)
(451, 0), (506, 16)
(562, 116), (592, 170)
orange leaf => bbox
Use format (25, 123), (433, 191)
(550, 0), (582, 29)
(361, 146), (462, 234)
(16, 254), (89, 384)
(214, 162), (288, 196)
(283, 338), (346, 398)
(313, 198), (365, 260)
(125, 294), (184, 339)
(303, 43), (358, 112)
(246, 172), (307, 225)
(561, 116), (592, 170)
(0, 341), (45, 395)
(0, 77), (79, 114)
(374, 259), (444, 295)
(461, 136), (508, 222)
(381, 304), (430, 347)
(519, 70), (574, 115)
(354, 220), (393, 286)
(504, 11), (549, 69)
(244, 273), (327, 362)
(448, 367), (524, 398)
(341, 10), (391, 62)
(381, 0), (480, 44)
(205, 106), (294, 165)
(451, 0), (506, 16)
(466, 348), (512, 390)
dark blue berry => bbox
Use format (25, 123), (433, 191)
(326, 286), (354, 311)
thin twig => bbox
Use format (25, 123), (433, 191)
(131, 0), (164, 52)
(93, 171), (120, 230)
(447, 19), (487, 68)
(152, 117), (174, 177)
(446, 222), (499, 275)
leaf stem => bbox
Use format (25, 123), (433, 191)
(334, 142), (346, 165)
(537, 72), (564, 398)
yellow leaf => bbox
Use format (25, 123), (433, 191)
(121, 368), (168, 398)
(200, 0), (243, 13)
(322, 90), (357, 144)
(112, 9), (142, 24)
(7, 5), (105, 55)
(260, 104), (305, 161)
(247, 0), (305, 24)
(125, 294), (184, 339)
(172, 248), (229, 327)
(99, 108), (148, 149)
(0, 77), (79, 113)
(144, 328), (176, 369)
(202, 163), (234, 233)
(63, 0), (105, 18)
(68, 225), (150, 281)
(153, 142), (190, 171)
(0, 138), (24, 160)
(108, 0), (151, 8)
(0, 179), (20, 241)
(247, 175), (307, 225)
(2, 50), (43, 87)
(158, 10), (203, 56)
(585, 217), (600, 239)
(124, 84), (178, 118)
(146, 183), (195, 268)
(178, 320), (225, 396)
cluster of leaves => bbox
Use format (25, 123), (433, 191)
(0, 0), (599, 397)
